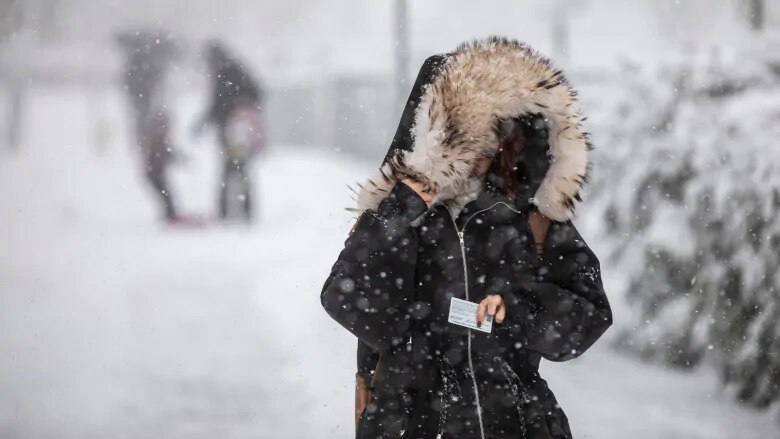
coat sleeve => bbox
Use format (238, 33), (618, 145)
(321, 182), (427, 353)
(502, 221), (613, 362)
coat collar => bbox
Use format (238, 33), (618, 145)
(443, 178), (532, 227)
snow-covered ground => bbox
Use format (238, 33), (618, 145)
(1, 89), (778, 439)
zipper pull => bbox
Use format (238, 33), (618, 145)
(457, 231), (464, 245)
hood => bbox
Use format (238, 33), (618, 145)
(354, 36), (592, 222)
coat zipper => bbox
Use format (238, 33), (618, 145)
(448, 201), (522, 439)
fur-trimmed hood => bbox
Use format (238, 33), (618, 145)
(354, 37), (592, 222)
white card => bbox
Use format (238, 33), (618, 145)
(448, 297), (492, 333)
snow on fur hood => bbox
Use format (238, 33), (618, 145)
(354, 37), (592, 222)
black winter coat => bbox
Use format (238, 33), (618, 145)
(321, 180), (611, 438)
(321, 37), (612, 439)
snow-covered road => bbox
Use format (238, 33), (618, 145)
(1, 90), (777, 438)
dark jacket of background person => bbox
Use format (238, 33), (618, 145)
(320, 37), (612, 439)
(203, 43), (263, 133)
(116, 31), (177, 144)
(116, 31), (179, 220)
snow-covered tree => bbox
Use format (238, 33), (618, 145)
(585, 40), (780, 409)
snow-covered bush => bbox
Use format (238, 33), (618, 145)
(583, 42), (780, 410)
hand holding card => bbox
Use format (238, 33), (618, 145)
(477, 294), (506, 326)
(448, 298), (493, 333)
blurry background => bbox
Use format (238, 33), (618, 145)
(1, 0), (780, 438)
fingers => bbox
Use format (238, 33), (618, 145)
(477, 295), (505, 326)
(495, 303), (506, 324)
(426, 181), (440, 197)
(401, 178), (438, 206)
(486, 299), (499, 321)
(418, 188), (436, 205)
(476, 299), (488, 326)
(401, 178), (426, 193)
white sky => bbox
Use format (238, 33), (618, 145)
(6, 0), (777, 79)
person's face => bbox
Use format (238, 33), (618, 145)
(474, 155), (493, 177)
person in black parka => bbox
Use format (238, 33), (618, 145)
(195, 41), (264, 221)
(116, 31), (180, 222)
(321, 37), (612, 439)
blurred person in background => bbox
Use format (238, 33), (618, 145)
(116, 30), (191, 226)
(193, 40), (265, 223)
(321, 37), (612, 439)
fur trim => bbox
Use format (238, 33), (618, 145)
(355, 37), (591, 222)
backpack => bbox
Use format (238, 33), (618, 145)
(224, 102), (265, 161)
